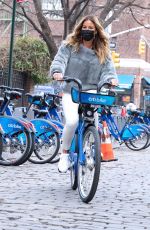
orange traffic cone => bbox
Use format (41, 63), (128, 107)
(101, 121), (118, 162)
(121, 106), (126, 117)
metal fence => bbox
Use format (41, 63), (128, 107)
(0, 68), (24, 106)
(0, 69), (24, 88)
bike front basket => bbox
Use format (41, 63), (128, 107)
(71, 87), (115, 106)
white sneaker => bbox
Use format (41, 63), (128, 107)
(58, 154), (70, 173)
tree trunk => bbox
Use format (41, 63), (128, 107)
(33, 0), (58, 59)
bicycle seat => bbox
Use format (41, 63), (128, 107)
(33, 108), (48, 116)
(45, 94), (61, 107)
(26, 93), (42, 100)
(127, 110), (140, 116)
(4, 90), (22, 100)
(45, 92), (62, 98)
(0, 85), (11, 90)
(26, 93), (43, 105)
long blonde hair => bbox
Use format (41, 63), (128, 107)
(65, 15), (110, 64)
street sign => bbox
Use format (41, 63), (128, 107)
(110, 42), (116, 49)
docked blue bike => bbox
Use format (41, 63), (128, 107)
(0, 86), (35, 166)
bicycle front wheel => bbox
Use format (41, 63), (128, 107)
(78, 125), (101, 203)
(29, 131), (60, 164)
(0, 130), (31, 166)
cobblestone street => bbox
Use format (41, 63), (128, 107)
(0, 146), (150, 230)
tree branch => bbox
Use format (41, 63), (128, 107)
(70, 0), (90, 29)
(129, 7), (150, 28)
(119, 1), (150, 10)
(68, 0), (89, 18)
(102, 0), (136, 28)
(100, 0), (120, 23)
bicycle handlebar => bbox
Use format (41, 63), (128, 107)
(63, 77), (82, 91)
(54, 76), (116, 93)
(45, 92), (62, 98)
(63, 77), (115, 93)
(97, 79), (115, 92)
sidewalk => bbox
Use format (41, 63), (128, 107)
(0, 146), (150, 230)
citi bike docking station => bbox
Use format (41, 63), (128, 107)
(0, 85), (60, 165)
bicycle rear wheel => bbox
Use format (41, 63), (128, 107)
(125, 129), (150, 151)
(0, 130), (32, 166)
(29, 131), (60, 164)
(78, 125), (101, 203)
(49, 153), (60, 163)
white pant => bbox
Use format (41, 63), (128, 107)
(62, 92), (98, 150)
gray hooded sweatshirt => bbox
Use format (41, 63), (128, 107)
(50, 42), (118, 93)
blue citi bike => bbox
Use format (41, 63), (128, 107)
(98, 105), (150, 151)
(24, 77), (118, 202)
(22, 93), (61, 164)
(23, 91), (64, 164)
(56, 77), (116, 203)
(0, 86), (35, 166)
(125, 109), (150, 149)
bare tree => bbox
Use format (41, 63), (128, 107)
(61, 0), (91, 38)
(98, 0), (150, 29)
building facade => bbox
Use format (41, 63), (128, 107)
(110, 0), (150, 109)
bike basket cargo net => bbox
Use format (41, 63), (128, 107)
(71, 87), (115, 106)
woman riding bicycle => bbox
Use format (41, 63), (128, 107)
(50, 15), (118, 173)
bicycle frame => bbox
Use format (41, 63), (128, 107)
(44, 110), (64, 134)
(100, 112), (121, 141)
(70, 114), (87, 164)
(46, 107), (62, 123)
(128, 111), (150, 126)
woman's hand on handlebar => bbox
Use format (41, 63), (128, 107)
(110, 78), (118, 86)
(97, 78), (118, 92)
(53, 72), (63, 81)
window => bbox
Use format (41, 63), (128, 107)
(0, 10), (12, 20)
(42, 0), (63, 20)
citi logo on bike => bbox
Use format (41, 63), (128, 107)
(8, 124), (21, 129)
(40, 126), (52, 130)
(88, 97), (105, 103)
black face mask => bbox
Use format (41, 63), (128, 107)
(81, 29), (95, 41)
